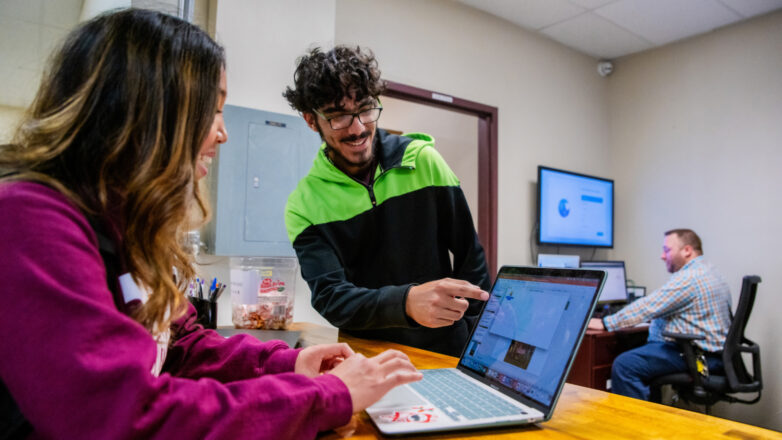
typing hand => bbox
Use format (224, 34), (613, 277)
(328, 349), (422, 413)
(406, 278), (490, 328)
(295, 343), (355, 377)
(588, 318), (606, 331)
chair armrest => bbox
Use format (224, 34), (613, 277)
(728, 342), (763, 392)
(738, 345), (759, 354)
(662, 331), (707, 397)
(662, 331), (705, 341)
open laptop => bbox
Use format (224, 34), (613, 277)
(366, 266), (606, 436)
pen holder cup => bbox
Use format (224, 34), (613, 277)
(189, 297), (217, 329)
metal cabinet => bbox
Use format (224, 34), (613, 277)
(204, 105), (320, 256)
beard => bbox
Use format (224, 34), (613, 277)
(317, 125), (376, 173)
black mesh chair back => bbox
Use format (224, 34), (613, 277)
(722, 275), (762, 393)
(649, 275), (762, 412)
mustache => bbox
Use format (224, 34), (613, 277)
(340, 131), (371, 143)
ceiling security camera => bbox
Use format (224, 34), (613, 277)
(597, 60), (614, 77)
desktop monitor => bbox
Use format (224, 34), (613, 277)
(537, 166), (614, 248)
(580, 260), (627, 304)
(537, 253), (580, 268)
(626, 286), (646, 303)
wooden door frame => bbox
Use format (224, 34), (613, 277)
(383, 80), (498, 277)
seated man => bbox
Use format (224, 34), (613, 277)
(588, 229), (732, 400)
(283, 46), (490, 356)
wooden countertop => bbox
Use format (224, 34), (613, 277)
(288, 322), (780, 439)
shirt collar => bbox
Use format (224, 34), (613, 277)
(679, 255), (703, 272)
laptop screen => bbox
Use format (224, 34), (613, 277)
(458, 267), (602, 409)
(580, 260), (627, 303)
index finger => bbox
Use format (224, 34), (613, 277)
(449, 284), (489, 301)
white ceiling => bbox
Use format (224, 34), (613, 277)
(455, 0), (782, 59)
(3, 0), (782, 110)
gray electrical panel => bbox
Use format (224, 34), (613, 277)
(204, 105), (320, 256)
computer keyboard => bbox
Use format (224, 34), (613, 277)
(592, 303), (625, 319)
(409, 369), (525, 421)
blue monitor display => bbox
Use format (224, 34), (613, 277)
(537, 166), (614, 248)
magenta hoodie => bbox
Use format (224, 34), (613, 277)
(0, 182), (352, 439)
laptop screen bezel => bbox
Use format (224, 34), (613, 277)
(455, 265), (605, 417)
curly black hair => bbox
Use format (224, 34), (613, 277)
(283, 45), (386, 113)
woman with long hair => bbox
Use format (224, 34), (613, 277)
(0, 9), (419, 438)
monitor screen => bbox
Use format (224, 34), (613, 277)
(537, 166), (614, 247)
(580, 261), (627, 303)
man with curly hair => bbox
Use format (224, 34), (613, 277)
(284, 46), (490, 356)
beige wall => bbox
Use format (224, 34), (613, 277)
(215, 0), (336, 115)
(0, 106), (24, 142)
(607, 11), (782, 429)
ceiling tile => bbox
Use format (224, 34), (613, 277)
(0, 0), (43, 23)
(718, 0), (782, 18)
(594, 0), (740, 45)
(541, 12), (652, 59)
(456, 0), (586, 30)
(568, 0), (618, 10)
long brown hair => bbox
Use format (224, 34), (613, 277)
(0, 9), (225, 333)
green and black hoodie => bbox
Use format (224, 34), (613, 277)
(285, 129), (490, 356)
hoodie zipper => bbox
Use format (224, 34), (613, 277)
(348, 165), (413, 208)
(352, 172), (381, 207)
(326, 151), (414, 208)
(360, 165), (414, 207)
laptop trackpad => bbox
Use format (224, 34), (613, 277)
(370, 385), (428, 409)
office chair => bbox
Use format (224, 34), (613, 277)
(649, 275), (762, 414)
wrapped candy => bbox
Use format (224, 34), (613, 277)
(230, 257), (297, 330)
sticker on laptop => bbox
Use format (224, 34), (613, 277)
(378, 406), (438, 423)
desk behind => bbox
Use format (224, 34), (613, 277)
(288, 323), (779, 440)
(567, 325), (649, 391)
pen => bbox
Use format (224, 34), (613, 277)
(208, 282), (218, 302)
(214, 284), (226, 301)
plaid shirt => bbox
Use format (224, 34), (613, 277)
(604, 256), (732, 352)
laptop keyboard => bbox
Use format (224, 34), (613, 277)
(409, 369), (527, 421)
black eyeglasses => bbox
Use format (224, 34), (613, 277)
(313, 104), (383, 130)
